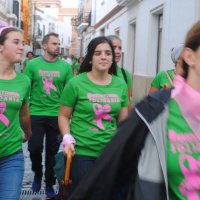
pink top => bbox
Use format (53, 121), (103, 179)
(171, 75), (200, 133)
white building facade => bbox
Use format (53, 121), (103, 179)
(81, 0), (200, 103)
(0, 0), (20, 27)
(31, 0), (76, 56)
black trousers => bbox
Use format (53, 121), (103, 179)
(28, 116), (61, 187)
(70, 155), (97, 193)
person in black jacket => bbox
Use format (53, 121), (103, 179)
(69, 21), (200, 200)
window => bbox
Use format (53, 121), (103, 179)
(115, 28), (120, 37)
(149, 5), (163, 74)
(100, 28), (105, 36)
(127, 20), (136, 73)
(156, 14), (163, 73)
(43, 25), (45, 37)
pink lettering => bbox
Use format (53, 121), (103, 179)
(179, 154), (200, 200)
(88, 93), (120, 103)
(39, 70), (60, 77)
(168, 130), (200, 143)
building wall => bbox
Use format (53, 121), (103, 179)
(126, 0), (199, 103)
(58, 8), (79, 56)
(0, 0), (18, 26)
(30, 0), (79, 57)
(91, 0), (118, 24)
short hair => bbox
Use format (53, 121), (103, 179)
(79, 36), (117, 75)
(171, 44), (184, 64)
(42, 32), (59, 45)
(0, 26), (22, 45)
(107, 35), (121, 42)
(78, 56), (84, 63)
(26, 51), (34, 57)
(182, 21), (200, 78)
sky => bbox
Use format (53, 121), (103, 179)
(61, 0), (79, 8)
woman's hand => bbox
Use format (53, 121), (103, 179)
(62, 134), (76, 156)
(22, 134), (30, 143)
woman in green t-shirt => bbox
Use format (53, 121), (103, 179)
(22, 51), (34, 71)
(73, 56), (84, 75)
(107, 35), (133, 112)
(149, 44), (184, 93)
(0, 26), (31, 199)
(58, 36), (128, 193)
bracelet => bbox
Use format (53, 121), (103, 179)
(62, 133), (76, 147)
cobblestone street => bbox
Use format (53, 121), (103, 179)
(21, 142), (58, 200)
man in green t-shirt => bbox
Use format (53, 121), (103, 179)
(24, 33), (73, 199)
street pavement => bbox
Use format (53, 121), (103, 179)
(22, 142), (34, 190)
(21, 142), (58, 200)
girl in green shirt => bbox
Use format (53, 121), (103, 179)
(0, 26), (31, 200)
(59, 36), (128, 193)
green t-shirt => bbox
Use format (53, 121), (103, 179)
(73, 63), (80, 70)
(0, 73), (30, 158)
(23, 59), (30, 67)
(116, 66), (132, 89)
(60, 72), (129, 157)
(167, 99), (198, 200)
(151, 69), (174, 89)
(24, 56), (73, 116)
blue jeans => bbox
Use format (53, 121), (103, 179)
(0, 151), (24, 200)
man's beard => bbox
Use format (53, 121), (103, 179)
(47, 49), (59, 58)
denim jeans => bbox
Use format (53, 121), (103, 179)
(0, 151), (24, 200)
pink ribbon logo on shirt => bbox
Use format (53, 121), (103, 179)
(43, 78), (57, 95)
(179, 154), (200, 200)
(0, 102), (9, 127)
(93, 103), (112, 130)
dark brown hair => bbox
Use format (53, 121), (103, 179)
(0, 27), (22, 45)
(42, 32), (59, 45)
(79, 36), (117, 75)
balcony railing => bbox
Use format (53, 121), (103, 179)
(116, 0), (140, 6)
(71, 11), (91, 32)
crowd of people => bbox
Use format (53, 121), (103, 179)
(0, 20), (199, 200)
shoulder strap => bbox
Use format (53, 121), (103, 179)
(165, 71), (173, 86)
(121, 68), (128, 84)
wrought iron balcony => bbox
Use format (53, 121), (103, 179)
(71, 11), (91, 33)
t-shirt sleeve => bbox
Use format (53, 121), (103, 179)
(150, 71), (165, 89)
(60, 80), (77, 107)
(121, 83), (129, 107)
(124, 69), (132, 89)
